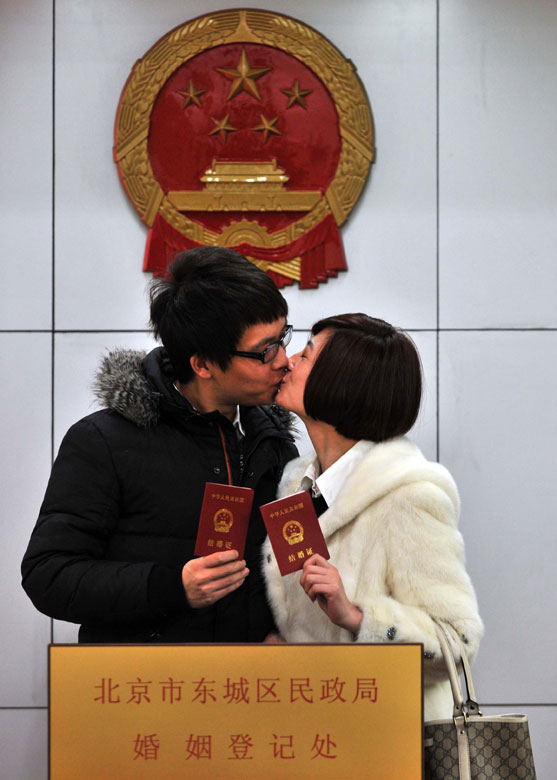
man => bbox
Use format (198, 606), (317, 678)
(21, 247), (297, 642)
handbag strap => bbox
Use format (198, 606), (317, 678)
(431, 620), (483, 780)
(434, 618), (465, 717)
(433, 619), (481, 717)
(451, 627), (480, 716)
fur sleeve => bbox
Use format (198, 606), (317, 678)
(354, 482), (483, 672)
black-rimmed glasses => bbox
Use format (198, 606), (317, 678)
(232, 324), (293, 364)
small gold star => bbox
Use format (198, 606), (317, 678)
(252, 115), (281, 143)
(209, 114), (237, 142)
(216, 49), (271, 102)
(177, 80), (205, 108)
(282, 79), (312, 109)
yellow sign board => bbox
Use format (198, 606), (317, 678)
(49, 644), (422, 779)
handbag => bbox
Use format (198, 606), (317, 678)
(424, 620), (536, 780)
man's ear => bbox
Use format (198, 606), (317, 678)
(189, 354), (213, 380)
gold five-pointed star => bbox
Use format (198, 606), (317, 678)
(282, 79), (312, 109)
(216, 49), (271, 101)
(252, 115), (281, 143)
(177, 80), (205, 108)
(209, 114), (237, 142)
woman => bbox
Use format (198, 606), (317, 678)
(263, 313), (483, 720)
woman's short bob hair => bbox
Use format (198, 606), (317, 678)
(304, 313), (422, 442)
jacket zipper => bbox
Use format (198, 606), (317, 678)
(217, 418), (287, 486)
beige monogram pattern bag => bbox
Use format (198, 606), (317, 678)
(424, 621), (536, 780)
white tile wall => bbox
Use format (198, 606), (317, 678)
(439, 0), (557, 328)
(439, 331), (557, 702)
(2, 0), (557, 775)
(0, 0), (52, 330)
(0, 335), (52, 707)
(281, 0), (438, 330)
(0, 709), (47, 780)
(54, 0), (166, 331)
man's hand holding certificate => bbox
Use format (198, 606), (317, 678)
(185, 483), (255, 609)
(181, 550), (249, 608)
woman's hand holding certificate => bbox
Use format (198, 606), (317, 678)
(299, 554), (363, 634)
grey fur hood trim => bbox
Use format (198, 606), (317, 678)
(92, 347), (297, 436)
(92, 349), (160, 428)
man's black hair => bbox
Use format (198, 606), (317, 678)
(149, 246), (288, 382)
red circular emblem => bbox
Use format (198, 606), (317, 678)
(114, 10), (375, 288)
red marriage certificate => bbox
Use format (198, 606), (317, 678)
(194, 482), (254, 558)
(260, 491), (329, 575)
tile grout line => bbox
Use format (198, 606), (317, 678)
(435, 0), (440, 464)
(50, 0), (56, 648)
(3, 328), (557, 335)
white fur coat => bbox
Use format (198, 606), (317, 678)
(262, 437), (483, 720)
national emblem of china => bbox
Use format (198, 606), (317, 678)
(283, 520), (304, 546)
(114, 9), (375, 288)
(213, 508), (234, 533)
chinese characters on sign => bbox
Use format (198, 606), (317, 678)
(50, 644), (422, 779)
(93, 673), (377, 764)
(94, 674), (378, 706)
(132, 731), (338, 762)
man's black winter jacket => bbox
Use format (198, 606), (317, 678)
(21, 348), (297, 643)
